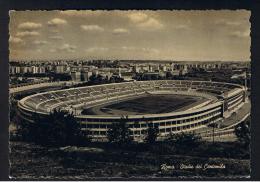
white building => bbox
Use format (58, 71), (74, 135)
(71, 71), (81, 82)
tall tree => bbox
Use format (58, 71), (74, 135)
(107, 116), (133, 145)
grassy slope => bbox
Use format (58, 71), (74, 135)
(10, 141), (250, 179)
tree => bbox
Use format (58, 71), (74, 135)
(9, 97), (18, 123)
(144, 123), (159, 144)
(235, 118), (250, 148)
(208, 123), (218, 144)
(18, 109), (87, 147)
(107, 116), (133, 145)
(89, 74), (106, 84)
(51, 73), (72, 81)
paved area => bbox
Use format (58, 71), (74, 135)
(220, 101), (251, 128)
(194, 100), (250, 140)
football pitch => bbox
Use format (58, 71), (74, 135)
(82, 94), (207, 115)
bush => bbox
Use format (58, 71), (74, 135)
(235, 118), (250, 149)
(165, 132), (202, 153)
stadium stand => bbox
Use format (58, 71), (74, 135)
(18, 80), (247, 141)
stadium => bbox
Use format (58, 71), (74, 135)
(17, 80), (247, 141)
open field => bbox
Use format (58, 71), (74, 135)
(82, 94), (206, 115)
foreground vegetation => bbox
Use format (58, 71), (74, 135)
(10, 110), (250, 179)
(10, 140), (250, 179)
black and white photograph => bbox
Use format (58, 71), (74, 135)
(9, 10), (251, 179)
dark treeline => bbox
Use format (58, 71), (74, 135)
(61, 74), (125, 89)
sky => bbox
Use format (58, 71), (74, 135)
(9, 10), (251, 61)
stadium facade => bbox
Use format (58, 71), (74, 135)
(18, 80), (247, 141)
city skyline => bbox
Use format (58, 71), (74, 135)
(9, 10), (251, 62)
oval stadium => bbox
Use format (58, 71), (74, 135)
(17, 80), (247, 141)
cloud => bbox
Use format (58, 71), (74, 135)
(51, 43), (77, 53)
(33, 40), (48, 45)
(9, 36), (23, 44)
(113, 28), (129, 34)
(60, 10), (103, 17)
(127, 12), (163, 30)
(121, 46), (159, 54)
(137, 18), (163, 30)
(127, 12), (148, 23)
(47, 18), (67, 26)
(121, 46), (135, 51)
(58, 43), (77, 52)
(49, 29), (59, 33)
(81, 25), (104, 32)
(215, 19), (242, 26)
(86, 47), (108, 52)
(226, 22), (242, 26)
(50, 49), (57, 53)
(16, 31), (40, 37)
(141, 47), (159, 54)
(230, 29), (250, 38)
(48, 35), (63, 40)
(174, 24), (189, 30)
(18, 22), (42, 30)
